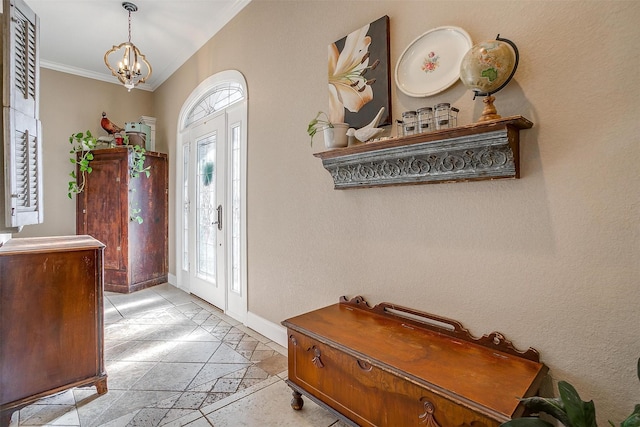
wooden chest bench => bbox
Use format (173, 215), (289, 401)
(282, 296), (548, 426)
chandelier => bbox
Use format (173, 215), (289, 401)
(104, 2), (152, 91)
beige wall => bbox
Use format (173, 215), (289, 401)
(155, 0), (640, 422)
(19, 0), (639, 423)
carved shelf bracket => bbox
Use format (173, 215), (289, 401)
(314, 116), (533, 189)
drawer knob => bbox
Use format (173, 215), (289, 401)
(418, 399), (441, 427)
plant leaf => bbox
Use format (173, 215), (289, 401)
(621, 405), (640, 427)
(501, 417), (554, 427)
(558, 381), (597, 427)
(521, 396), (571, 426)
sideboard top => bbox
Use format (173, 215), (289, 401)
(0, 235), (105, 255)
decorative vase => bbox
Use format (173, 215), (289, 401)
(323, 123), (349, 149)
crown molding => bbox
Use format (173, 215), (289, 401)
(40, 60), (155, 92)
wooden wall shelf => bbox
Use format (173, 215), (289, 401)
(313, 116), (533, 189)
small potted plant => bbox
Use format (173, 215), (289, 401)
(307, 111), (348, 149)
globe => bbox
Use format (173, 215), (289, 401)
(459, 38), (518, 95)
(459, 36), (519, 121)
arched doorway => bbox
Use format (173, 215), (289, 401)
(176, 70), (248, 322)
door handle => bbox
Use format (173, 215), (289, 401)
(212, 204), (222, 231)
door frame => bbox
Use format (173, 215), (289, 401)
(175, 70), (248, 323)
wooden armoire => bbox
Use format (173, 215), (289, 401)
(76, 147), (168, 293)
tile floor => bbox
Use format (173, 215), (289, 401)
(8, 283), (347, 427)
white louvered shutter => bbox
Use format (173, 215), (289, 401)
(2, 0), (42, 228)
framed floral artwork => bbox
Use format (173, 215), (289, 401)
(329, 15), (391, 129)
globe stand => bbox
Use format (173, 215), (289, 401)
(477, 95), (501, 122)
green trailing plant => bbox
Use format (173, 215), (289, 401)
(501, 358), (640, 427)
(68, 130), (98, 198)
(128, 188), (143, 224)
(307, 111), (333, 146)
(128, 143), (151, 179)
(127, 145), (150, 224)
(129, 206), (143, 224)
(68, 130), (151, 223)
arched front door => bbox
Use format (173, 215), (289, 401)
(176, 70), (248, 322)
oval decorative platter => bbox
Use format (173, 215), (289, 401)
(395, 26), (472, 97)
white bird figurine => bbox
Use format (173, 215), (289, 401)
(354, 107), (386, 143)
(346, 128), (356, 146)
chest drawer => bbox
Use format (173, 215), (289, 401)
(288, 331), (499, 427)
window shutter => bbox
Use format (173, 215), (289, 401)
(4, 0), (39, 116)
(3, 108), (43, 226)
(1, 0), (42, 229)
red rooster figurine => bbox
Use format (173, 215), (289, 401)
(101, 112), (124, 135)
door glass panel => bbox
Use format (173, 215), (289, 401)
(231, 124), (241, 294)
(185, 82), (244, 127)
(196, 133), (217, 282)
(182, 143), (190, 271)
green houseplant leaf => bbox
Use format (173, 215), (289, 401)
(500, 417), (554, 427)
(519, 396), (571, 426)
(618, 360), (640, 427)
(620, 405), (640, 427)
(558, 381), (597, 427)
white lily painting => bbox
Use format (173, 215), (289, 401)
(328, 16), (391, 129)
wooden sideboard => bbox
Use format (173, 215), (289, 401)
(0, 236), (107, 426)
(282, 296), (548, 427)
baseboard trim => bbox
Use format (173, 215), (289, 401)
(168, 273), (177, 286)
(246, 311), (288, 348)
